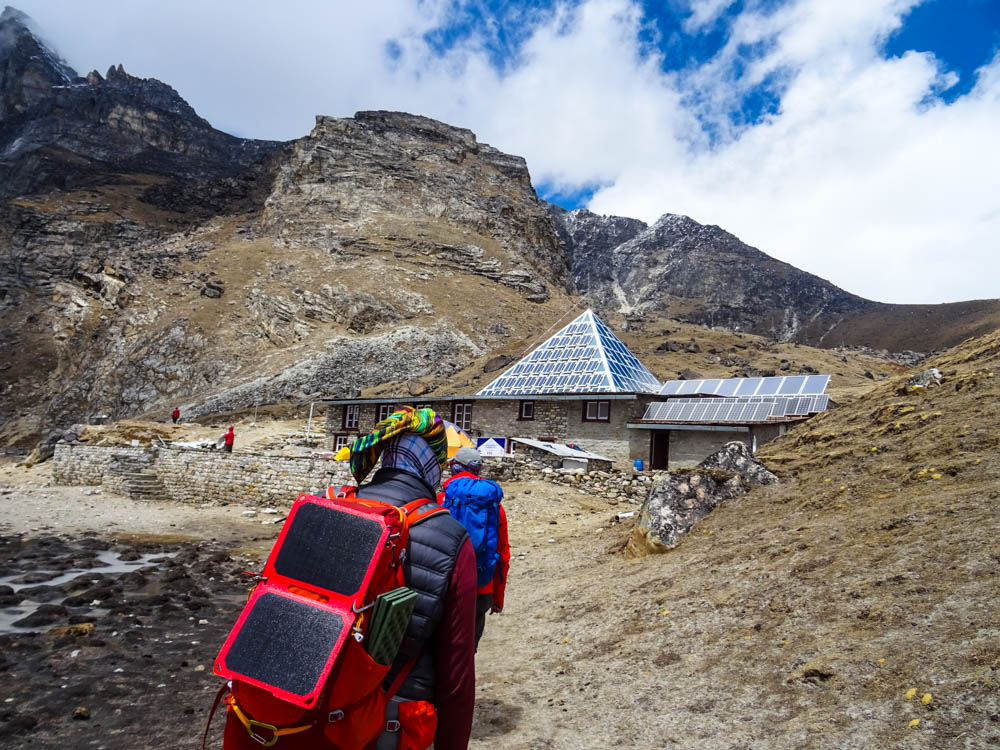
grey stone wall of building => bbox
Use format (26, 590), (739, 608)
(323, 396), (660, 468)
(668, 429), (751, 469)
(629, 428), (652, 467)
(750, 423), (786, 447)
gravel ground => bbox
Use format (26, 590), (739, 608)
(1, 460), (997, 749)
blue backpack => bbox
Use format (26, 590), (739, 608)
(443, 475), (502, 588)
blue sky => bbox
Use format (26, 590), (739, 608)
(13, 0), (1000, 304)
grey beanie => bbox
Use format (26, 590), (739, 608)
(452, 446), (482, 466)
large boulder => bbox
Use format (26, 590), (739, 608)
(698, 441), (777, 486)
(628, 442), (777, 556)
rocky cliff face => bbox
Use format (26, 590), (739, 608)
(262, 111), (567, 302)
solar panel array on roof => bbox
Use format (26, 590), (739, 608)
(659, 374), (830, 397)
(640, 393), (828, 423)
(642, 400), (774, 423)
(477, 309), (661, 397)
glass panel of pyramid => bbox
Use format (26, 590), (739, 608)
(477, 309), (661, 396)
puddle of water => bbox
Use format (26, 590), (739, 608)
(0, 550), (175, 633)
(0, 550), (171, 593)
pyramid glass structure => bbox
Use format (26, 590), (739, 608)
(477, 309), (661, 397)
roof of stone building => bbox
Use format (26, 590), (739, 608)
(477, 309), (661, 397)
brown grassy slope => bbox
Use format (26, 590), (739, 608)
(471, 328), (1000, 748)
(818, 300), (1000, 353)
(417, 311), (902, 402)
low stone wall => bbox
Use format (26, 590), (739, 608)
(53, 443), (653, 509)
(155, 448), (353, 506)
(52, 443), (353, 507)
(484, 454), (656, 505)
(52, 444), (148, 486)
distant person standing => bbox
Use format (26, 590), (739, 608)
(440, 446), (510, 650)
(172, 407), (180, 424)
(222, 425), (235, 453)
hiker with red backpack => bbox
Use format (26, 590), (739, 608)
(439, 446), (510, 650)
(209, 406), (476, 750)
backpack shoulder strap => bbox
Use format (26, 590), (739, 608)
(401, 497), (449, 527)
(327, 485), (357, 500)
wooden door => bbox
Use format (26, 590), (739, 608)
(650, 431), (669, 470)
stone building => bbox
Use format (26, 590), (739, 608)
(323, 310), (831, 469)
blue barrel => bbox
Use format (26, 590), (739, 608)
(633, 458), (644, 472)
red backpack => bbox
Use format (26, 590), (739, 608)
(204, 487), (446, 750)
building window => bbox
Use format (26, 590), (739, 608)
(343, 404), (359, 430)
(452, 402), (473, 431)
(414, 403), (432, 411)
(519, 400), (535, 421)
(583, 400), (610, 422)
(333, 434), (351, 451)
(377, 404), (393, 422)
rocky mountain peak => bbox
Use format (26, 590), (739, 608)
(0, 6), (280, 199)
(261, 110), (566, 295)
(1, 5), (76, 117)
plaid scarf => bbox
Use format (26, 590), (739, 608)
(334, 406), (447, 484)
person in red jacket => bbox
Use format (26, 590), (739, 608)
(172, 407), (180, 424)
(439, 446), (510, 650)
(222, 426), (235, 453)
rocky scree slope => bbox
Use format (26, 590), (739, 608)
(548, 205), (1000, 352)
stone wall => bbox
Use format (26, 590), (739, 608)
(665, 424), (789, 470)
(669, 428), (750, 469)
(52, 444), (149, 485)
(483, 454), (654, 505)
(52, 443), (353, 507)
(154, 448), (354, 506)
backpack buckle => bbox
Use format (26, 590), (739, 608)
(327, 709), (344, 723)
(385, 719), (401, 732)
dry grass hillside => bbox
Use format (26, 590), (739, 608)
(393, 309), (905, 403)
(469, 327), (1000, 748)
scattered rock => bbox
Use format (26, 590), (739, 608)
(406, 379), (430, 396)
(13, 604), (69, 628)
(677, 368), (703, 380)
(483, 354), (514, 373)
(905, 367), (943, 391)
(48, 623), (96, 639)
(72, 706), (90, 720)
(657, 341), (686, 353)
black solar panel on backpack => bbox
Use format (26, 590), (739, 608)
(273, 502), (384, 595)
(223, 592), (346, 698)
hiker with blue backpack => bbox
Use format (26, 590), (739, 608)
(439, 446), (510, 650)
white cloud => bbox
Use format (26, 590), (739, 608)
(683, 0), (737, 33)
(11, 0), (1000, 303)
